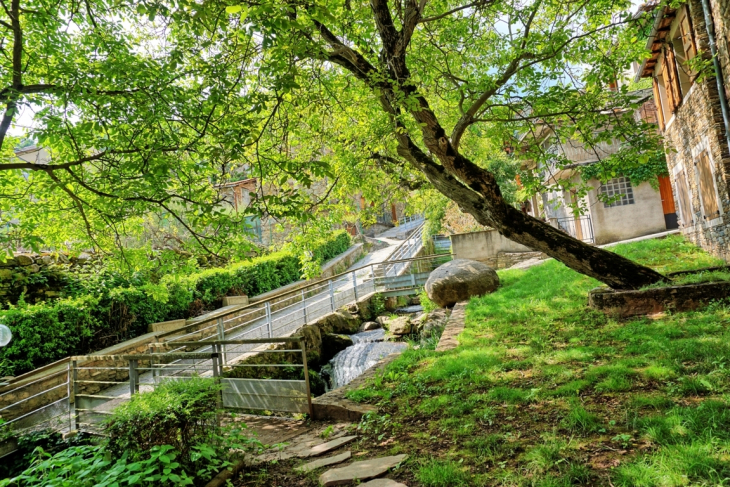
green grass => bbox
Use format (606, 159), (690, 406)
(345, 235), (730, 486)
(416, 459), (470, 486)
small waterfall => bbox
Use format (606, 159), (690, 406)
(328, 329), (407, 390)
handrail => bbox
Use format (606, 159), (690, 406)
(157, 246), (442, 339)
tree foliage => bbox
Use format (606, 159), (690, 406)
(0, 0), (669, 287)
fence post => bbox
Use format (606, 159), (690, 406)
(217, 317), (226, 364)
(211, 351), (220, 378)
(301, 289), (308, 324)
(299, 338), (314, 417)
(129, 359), (139, 397)
(71, 360), (79, 431)
(411, 273), (416, 287)
(352, 272), (358, 301)
(265, 302), (273, 337)
(328, 280), (335, 311)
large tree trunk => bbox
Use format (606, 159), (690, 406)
(399, 137), (666, 290)
(314, 4), (667, 290)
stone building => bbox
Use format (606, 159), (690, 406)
(636, 0), (730, 259)
(519, 93), (674, 245)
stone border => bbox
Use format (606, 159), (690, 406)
(589, 279), (730, 318)
(435, 301), (466, 352)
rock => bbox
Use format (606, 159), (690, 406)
(359, 321), (380, 332)
(0, 269), (12, 280)
(28, 264), (40, 273)
(360, 480), (408, 487)
(385, 316), (412, 335)
(302, 435), (357, 458)
(56, 254), (69, 264)
(347, 304), (359, 314)
(425, 258), (499, 307)
(0, 258), (17, 267)
(15, 254), (33, 266)
(319, 455), (408, 486)
(375, 316), (390, 326)
(295, 451), (352, 473)
(320, 310), (361, 334)
(76, 252), (92, 263)
(40, 255), (54, 265)
(322, 334), (354, 363)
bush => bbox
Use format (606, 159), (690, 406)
(0, 231), (351, 376)
(105, 377), (221, 463)
(0, 296), (100, 376)
(0, 378), (264, 487)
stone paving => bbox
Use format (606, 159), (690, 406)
(319, 454), (408, 486)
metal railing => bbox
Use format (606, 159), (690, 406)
(0, 250), (449, 438)
(557, 216), (595, 243)
(383, 222), (425, 276)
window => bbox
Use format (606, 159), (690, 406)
(695, 150), (721, 221)
(674, 166), (694, 226)
(600, 177), (635, 208)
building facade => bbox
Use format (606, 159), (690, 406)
(637, 0), (730, 259)
(520, 95), (674, 245)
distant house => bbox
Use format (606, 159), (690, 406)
(636, 0), (730, 260)
(519, 92), (675, 245)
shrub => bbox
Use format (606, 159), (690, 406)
(0, 296), (100, 376)
(105, 377), (221, 463)
(0, 231), (351, 375)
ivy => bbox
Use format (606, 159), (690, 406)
(579, 148), (669, 188)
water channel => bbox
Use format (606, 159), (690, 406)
(325, 328), (408, 390)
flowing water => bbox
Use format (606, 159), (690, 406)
(327, 328), (408, 390)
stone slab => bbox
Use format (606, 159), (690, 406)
(360, 480), (408, 487)
(306, 435), (357, 457)
(148, 319), (186, 333)
(295, 451), (351, 473)
(222, 295), (249, 306)
(319, 454), (408, 486)
(436, 301), (466, 352)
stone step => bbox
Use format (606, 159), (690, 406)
(289, 435), (357, 458)
(294, 451), (352, 473)
(360, 480), (407, 487)
(319, 454), (408, 486)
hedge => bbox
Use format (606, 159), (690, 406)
(0, 231), (351, 376)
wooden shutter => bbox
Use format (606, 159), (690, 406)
(664, 46), (683, 109)
(675, 169), (693, 225)
(696, 150), (720, 220)
(661, 55), (676, 112)
(658, 175), (677, 215)
(679, 7), (697, 60)
(652, 77), (665, 131)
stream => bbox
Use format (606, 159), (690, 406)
(325, 328), (408, 390)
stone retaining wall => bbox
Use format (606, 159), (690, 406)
(588, 280), (730, 318)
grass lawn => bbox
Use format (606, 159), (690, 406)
(337, 235), (730, 486)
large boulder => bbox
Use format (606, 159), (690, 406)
(425, 259), (499, 307)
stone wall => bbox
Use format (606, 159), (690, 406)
(451, 229), (534, 266)
(663, 0), (730, 261)
(0, 252), (99, 304)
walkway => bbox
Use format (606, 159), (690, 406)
(64, 220), (429, 427)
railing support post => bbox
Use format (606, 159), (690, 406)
(301, 289), (308, 324)
(217, 317), (226, 364)
(211, 351), (220, 378)
(352, 272), (358, 301)
(71, 360), (78, 432)
(299, 338), (314, 417)
(129, 359), (139, 397)
(328, 280), (335, 311)
(265, 302), (273, 337)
